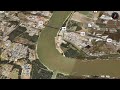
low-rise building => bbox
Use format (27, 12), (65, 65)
(63, 32), (89, 49)
(1, 43), (28, 62)
(28, 48), (36, 61)
(1, 64), (13, 77)
(21, 64), (32, 79)
(9, 43), (28, 62)
(26, 27), (40, 36)
(100, 15), (113, 20)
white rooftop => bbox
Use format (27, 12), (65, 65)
(0, 11), (4, 13)
(100, 15), (113, 20)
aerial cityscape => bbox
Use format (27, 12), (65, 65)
(1, 11), (120, 79)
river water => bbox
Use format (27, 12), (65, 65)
(37, 11), (120, 77)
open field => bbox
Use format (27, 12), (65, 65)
(71, 12), (92, 24)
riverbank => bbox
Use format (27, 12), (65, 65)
(37, 11), (120, 77)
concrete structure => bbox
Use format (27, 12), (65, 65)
(28, 49), (36, 61)
(21, 64), (32, 79)
(100, 15), (113, 20)
(1, 64), (13, 78)
(9, 43), (28, 62)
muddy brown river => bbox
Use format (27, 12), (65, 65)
(37, 11), (120, 77)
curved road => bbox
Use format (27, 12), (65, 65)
(37, 11), (120, 77)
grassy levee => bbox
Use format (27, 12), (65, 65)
(37, 11), (120, 77)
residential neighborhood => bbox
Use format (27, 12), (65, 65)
(0, 11), (53, 79)
(1, 11), (120, 79)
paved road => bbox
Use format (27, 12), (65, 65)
(37, 11), (120, 77)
